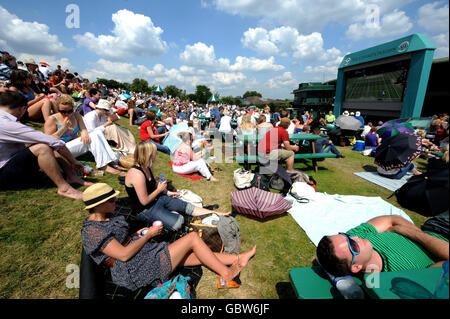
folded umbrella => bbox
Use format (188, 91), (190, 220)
(335, 115), (362, 131)
(374, 133), (422, 170)
(231, 187), (292, 219)
(377, 120), (415, 140)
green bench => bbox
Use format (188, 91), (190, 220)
(234, 153), (337, 172)
(289, 267), (363, 299)
(289, 266), (443, 299)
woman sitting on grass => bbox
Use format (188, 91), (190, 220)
(140, 111), (170, 154)
(125, 141), (225, 231)
(44, 94), (125, 176)
(172, 132), (218, 182)
(7, 69), (57, 121)
(81, 182), (256, 292)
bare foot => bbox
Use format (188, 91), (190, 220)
(57, 185), (83, 200)
(209, 176), (219, 182)
(238, 245), (257, 268)
(222, 257), (244, 282)
(67, 176), (94, 186)
(104, 165), (126, 176)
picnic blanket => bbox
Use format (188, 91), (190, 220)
(286, 192), (413, 247)
(169, 162), (204, 181)
(353, 171), (413, 192)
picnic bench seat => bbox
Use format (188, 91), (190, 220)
(289, 266), (443, 299)
(234, 152), (337, 172)
(289, 266), (363, 299)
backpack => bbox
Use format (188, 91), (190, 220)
(250, 173), (271, 191)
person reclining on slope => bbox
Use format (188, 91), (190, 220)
(316, 215), (449, 277)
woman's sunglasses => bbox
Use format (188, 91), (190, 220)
(59, 109), (73, 114)
(339, 232), (360, 268)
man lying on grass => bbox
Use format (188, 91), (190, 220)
(0, 90), (91, 200)
(316, 215), (449, 277)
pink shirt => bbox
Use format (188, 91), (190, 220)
(173, 144), (192, 166)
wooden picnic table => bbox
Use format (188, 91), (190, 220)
(235, 133), (335, 172)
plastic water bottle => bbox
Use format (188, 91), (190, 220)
(433, 260), (449, 299)
(160, 172), (166, 183)
(327, 272), (365, 299)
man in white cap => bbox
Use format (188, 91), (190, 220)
(83, 99), (136, 155)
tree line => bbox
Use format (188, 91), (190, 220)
(96, 77), (289, 109)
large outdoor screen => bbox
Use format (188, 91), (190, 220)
(344, 59), (410, 103)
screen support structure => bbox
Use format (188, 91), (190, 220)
(334, 34), (436, 119)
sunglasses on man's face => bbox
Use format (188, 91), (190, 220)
(59, 109), (73, 114)
(339, 232), (361, 269)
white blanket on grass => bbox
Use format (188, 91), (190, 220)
(353, 171), (413, 192)
(286, 192), (413, 247)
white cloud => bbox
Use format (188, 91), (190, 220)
(229, 56), (284, 72)
(179, 42), (225, 67)
(0, 6), (69, 56)
(267, 72), (298, 89)
(81, 59), (182, 84)
(242, 27), (341, 62)
(432, 32), (449, 58)
(73, 9), (168, 60)
(346, 9), (413, 40)
(304, 56), (344, 81)
(180, 41), (285, 73)
(212, 72), (246, 85)
(212, 0), (412, 34)
(241, 28), (279, 55)
(418, 2), (449, 32)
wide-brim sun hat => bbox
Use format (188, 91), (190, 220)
(83, 183), (120, 210)
(96, 99), (112, 113)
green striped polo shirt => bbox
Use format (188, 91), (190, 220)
(347, 223), (448, 272)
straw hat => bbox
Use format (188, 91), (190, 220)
(82, 183), (120, 210)
(96, 99), (113, 113)
(24, 58), (38, 66)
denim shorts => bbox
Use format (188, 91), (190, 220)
(137, 195), (195, 231)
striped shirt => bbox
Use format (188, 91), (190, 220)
(348, 223), (448, 272)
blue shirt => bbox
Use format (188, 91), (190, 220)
(355, 115), (364, 128)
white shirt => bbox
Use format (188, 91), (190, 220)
(83, 110), (108, 133)
(219, 115), (232, 133)
(115, 100), (127, 110)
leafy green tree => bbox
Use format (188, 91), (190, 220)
(221, 96), (242, 106)
(243, 90), (262, 98)
(194, 85), (212, 104)
(165, 85), (183, 98)
(130, 78), (150, 93)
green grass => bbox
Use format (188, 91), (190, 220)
(0, 117), (429, 299)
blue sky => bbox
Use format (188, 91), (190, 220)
(1, 0), (448, 99)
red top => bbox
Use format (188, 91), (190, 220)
(140, 120), (160, 143)
(257, 126), (289, 154)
